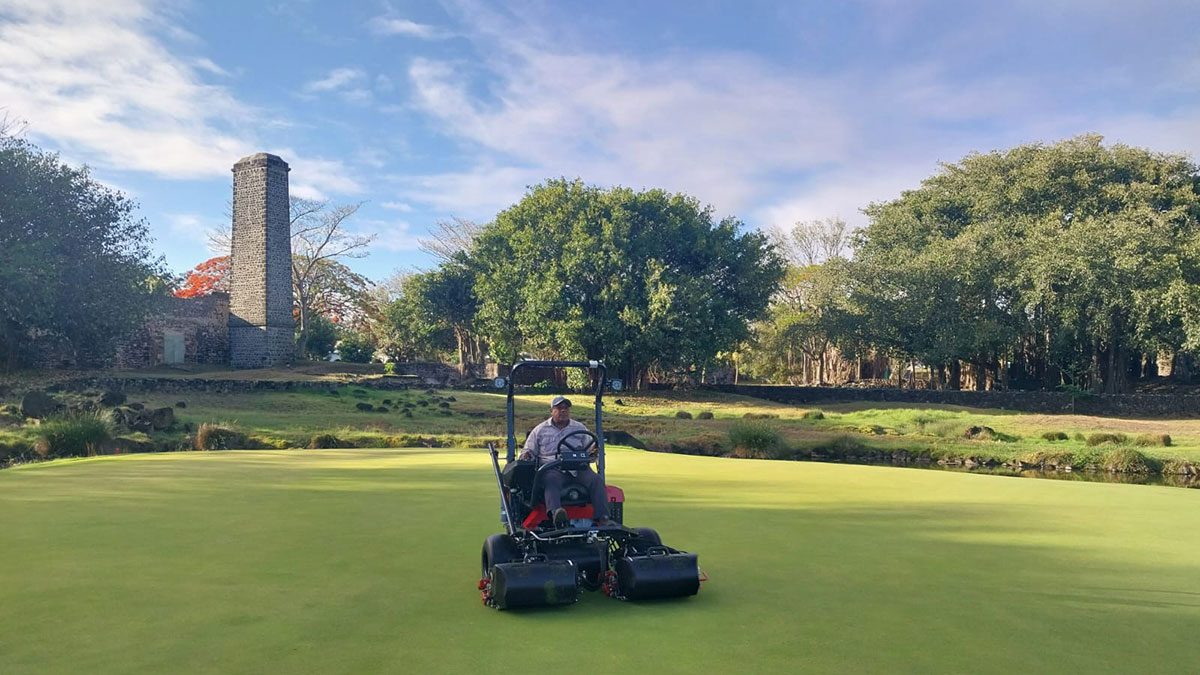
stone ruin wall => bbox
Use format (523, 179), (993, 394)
(113, 294), (230, 369)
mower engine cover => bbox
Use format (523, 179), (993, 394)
(491, 560), (580, 609)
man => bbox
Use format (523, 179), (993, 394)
(519, 395), (613, 528)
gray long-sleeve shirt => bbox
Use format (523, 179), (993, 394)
(520, 418), (591, 463)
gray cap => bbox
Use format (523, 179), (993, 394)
(550, 395), (572, 408)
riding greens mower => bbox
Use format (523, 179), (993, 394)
(478, 360), (703, 609)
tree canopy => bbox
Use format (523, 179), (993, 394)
(0, 136), (163, 369)
(470, 179), (785, 386)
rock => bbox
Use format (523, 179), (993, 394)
(149, 407), (175, 430)
(697, 411), (714, 420)
(614, 399), (625, 406)
(425, 389), (436, 395)
(114, 407), (153, 432)
(438, 401), (450, 408)
(375, 407), (389, 413)
(356, 402), (374, 411)
(128, 402), (145, 411)
(21, 391), (63, 419)
(382, 399), (393, 405)
(963, 425), (996, 440)
(175, 401), (187, 408)
(445, 396), (457, 402)
(403, 410), (413, 417)
(675, 411), (693, 419)
(963, 458), (980, 469)
(97, 390), (126, 407)
(417, 400), (428, 407)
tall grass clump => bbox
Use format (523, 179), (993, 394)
(729, 420), (786, 459)
(194, 423), (247, 450)
(1134, 433), (1171, 447)
(1100, 448), (1155, 473)
(37, 411), (115, 458)
(802, 410), (825, 420)
(1086, 432), (1128, 447)
(1040, 431), (1068, 441)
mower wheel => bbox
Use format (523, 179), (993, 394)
(633, 527), (662, 549)
(482, 534), (521, 577)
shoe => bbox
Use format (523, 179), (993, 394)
(552, 508), (569, 528)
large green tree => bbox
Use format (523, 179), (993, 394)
(0, 136), (163, 369)
(853, 135), (1200, 392)
(471, 179), (785, 387)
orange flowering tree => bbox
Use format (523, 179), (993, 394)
(174, 256), (230, 298)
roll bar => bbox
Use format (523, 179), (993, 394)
(505, 360), (609, 480)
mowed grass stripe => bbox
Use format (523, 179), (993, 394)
(2, 449), (1198, 674)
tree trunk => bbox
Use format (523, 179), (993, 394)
(454, 327), (468, 376)
(948, 361), (961, 390)
(295, 298), (310, 359)
(972, 361), (986, 391)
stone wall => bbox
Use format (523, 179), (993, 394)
(709, 384), (1200, 418)
(114, 294), (230, 369)
(229, 153), (293, 368)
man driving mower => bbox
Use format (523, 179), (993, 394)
(519, 395), (615, 528)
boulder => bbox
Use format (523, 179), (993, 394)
(128, 402), (145, 411)
(21, 390), (63, 419)
(97, 390), (126, 407)
(149, 407), (176, 430)
(175, 401), (187, 408)
(356, 402), (374, 411)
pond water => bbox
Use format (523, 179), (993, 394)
(862, 460), (1200, 489)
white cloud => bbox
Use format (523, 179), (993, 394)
(381, 201), (413, 212)
(193, 57), (231, 77)
(165, 213), (212, 245)
(367, 16), (446, 40)
(359, 219), (422, 252)
(303, 67), (366, 93)
(0, 0), (257, 178)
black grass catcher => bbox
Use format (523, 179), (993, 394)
(478, 360), (705, 610)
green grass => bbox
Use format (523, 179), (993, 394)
(6, 387), (1200, 470)
(1, 449), (1198, 673)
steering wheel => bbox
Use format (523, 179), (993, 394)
(556, 430), (599, 460)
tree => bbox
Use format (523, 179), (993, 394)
(336, 329), (377, 363)
(300, 313), (340, 360)
(776, 217), (850, 266)
(418, 217), (481, 264)
(174, 256), (230, 298)
(0, 135), (163, 369)
(471, 179), (785, 387)
(852, 135), (1200, 392)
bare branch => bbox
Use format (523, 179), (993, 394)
(418, 217), (480, 263)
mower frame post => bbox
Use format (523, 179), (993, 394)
(505, 360), (608, 481)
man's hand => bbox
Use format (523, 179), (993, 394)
(518, 449), (533, 461)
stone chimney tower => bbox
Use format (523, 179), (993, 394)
(228, 153), (293, 368)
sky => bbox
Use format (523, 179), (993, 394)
(2, 0), (1199, 282)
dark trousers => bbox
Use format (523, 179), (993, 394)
(543, 466), (609, 519)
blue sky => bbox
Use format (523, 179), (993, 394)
(2, 0), (1198, 282)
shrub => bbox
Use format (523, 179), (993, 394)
(1086, 432), (1127, 447)
(337, 330), (377, 363)
(1161, 458), (1198, 475)
(729, 420), (785, 459)
(1100, 448), (1154, 473)
(383, 362), (396, 375)
(817, 435), (867, 459)
(675, 411), (693, 419)
(37, 411), (115, 457)
(1040, 431), (1069, 441)
(802, 410), (825, 420)
(1134, 433), (1171, 447)
(743, 412), (779, 419)
(194, 423), (246, 450)
(697, 411), (714, 420)
(1072, 432), (1086, 442)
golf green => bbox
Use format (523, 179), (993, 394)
(2, 448), (1198, 673)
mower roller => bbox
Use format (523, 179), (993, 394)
(478, 360), (703, 610)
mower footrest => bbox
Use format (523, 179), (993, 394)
(491, 561), (580, 609)
(615, 551), (700, 600)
